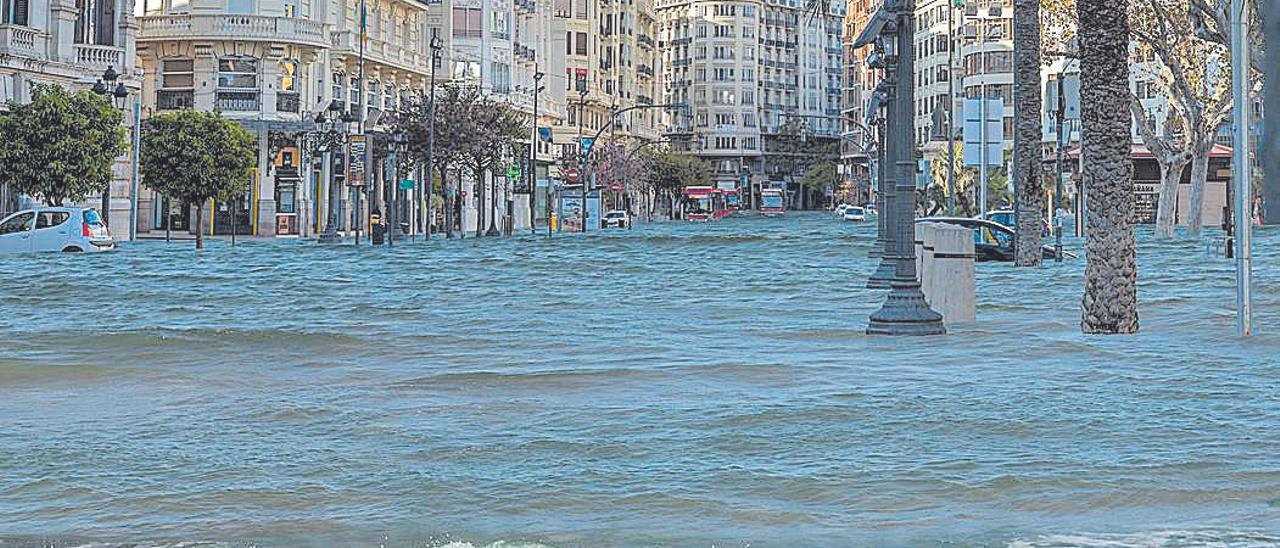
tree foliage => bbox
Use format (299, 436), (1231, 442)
(140, 110), (256, 249)
(799, 160), (838, 196)
(0, 84), (126, 206)
(398, 85), (524, 236)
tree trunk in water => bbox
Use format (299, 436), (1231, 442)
(474, 175), (485, 237)
(1013, 0), (1044, 267)
(1153, 159), (1188, 239)
(441, 167), (453, 239)
(1262, 6), (1280, 224)
(195, 199), (205, 250)
(1079, 0), (1139, 334)
(1187, 139), (1213, 236)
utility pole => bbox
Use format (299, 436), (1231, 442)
(946, 0), (957, 215)
(864, 0), (946, 336)
(1053, 75), (1066, 262)
(978, 11), (989, 219)
(577, 73), (588, 233)
(1232, 0), (1254, 336)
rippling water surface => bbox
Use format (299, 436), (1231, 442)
(1, 213), (1278, 547)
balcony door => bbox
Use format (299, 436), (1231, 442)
(74, 0), (115, 45)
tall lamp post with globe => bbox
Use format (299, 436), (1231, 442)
(91, 66), (138, 237)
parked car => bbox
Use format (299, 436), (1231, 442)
(842, 206), (868, 222)
(917, 216), (1076, 262)
(0, 207), (115, 254)
(602, 210), (631, 229)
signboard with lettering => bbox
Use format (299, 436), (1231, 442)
(347, 135), (367, 187)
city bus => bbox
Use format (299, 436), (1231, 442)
(760, 188), (786, 217)
(683, 186), (731, 222)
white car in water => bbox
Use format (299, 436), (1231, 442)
(603, 210), (631, 229)
(842, 206), (868, 222)
(0, 207), (115, 254)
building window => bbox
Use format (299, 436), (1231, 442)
(73, 0), (115, 45)
(575, 32), (587, 56)
(280, 60), (298, 92)
(332, 72), (345, 107)
(452, 60), (480, 81)
(157, 59), (194, 110)
(216, 58), (259, 111)
(349, 76), (360, 106)
(2, 0), (29, 25)
(451, 7), (481, 38)
(574, 0), (587, 19)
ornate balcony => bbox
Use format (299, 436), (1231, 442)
(138, 15), (329, 49)
(75, 43), (125, 69)
(329, 31), (427, 74)
(0, 25), (47, 59)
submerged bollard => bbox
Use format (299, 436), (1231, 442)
(916, 223), (976, 325)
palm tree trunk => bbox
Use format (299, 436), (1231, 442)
(1079, 0), (1139, 334)
(1187, 139), (1214, 236)
(1013, 0), (1044, 267)
(1262, 6), (1280, 224)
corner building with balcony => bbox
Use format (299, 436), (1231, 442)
(656, 0), (845, 210)
(0, 0), (141, 231)
(135, 0), (439, 238)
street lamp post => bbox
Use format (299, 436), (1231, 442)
(860, 0), (946, 336)
(426, 36), (442, 240)
(91, 66), (130, 232)
(576, 74), (589, 233)
(309, 100), (354, 244)
(387, 129), (408, 247)
(530, 69), (544, 235)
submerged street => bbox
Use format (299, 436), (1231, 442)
(1, 213), (1278, 546)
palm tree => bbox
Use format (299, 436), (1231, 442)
(1012, 0), (1043, 266)
(1078, 0), (1139, 334)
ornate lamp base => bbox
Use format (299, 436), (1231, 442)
(866, 281), (946, 336)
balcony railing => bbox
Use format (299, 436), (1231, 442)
(276, 92), (300, 113)
(0, 25), (46, 58)
(156, 89), (194, 110)
(139, 15), (327, 48)
(74, 43), (124, 68)
(216, 91), (260, 112)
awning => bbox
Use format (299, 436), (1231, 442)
(1066, 143), (1233, 159)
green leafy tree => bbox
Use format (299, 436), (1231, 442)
(140, 110), (256, 249)
(800, 160), (839, 206)
(0, 84), (125, 206)
(643, 150), (709, 218)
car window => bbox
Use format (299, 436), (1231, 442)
(83, 209), (104, 226)
(0, 212), (34, 235)
(35, 211), (71, 229)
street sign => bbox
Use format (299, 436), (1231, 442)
(538, 127), (553, 142)
(580, 137), (594, 154)
(963, 98), (1003, 167)
(506, 165), (521, 179)
(565, 167), (581, 183)
(399, 179), (414, 190)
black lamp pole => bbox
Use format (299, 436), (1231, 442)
(92, 66), (127, 227)
(864, 0), (946, 336)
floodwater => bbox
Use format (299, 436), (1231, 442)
(1, 213), (1278, 547)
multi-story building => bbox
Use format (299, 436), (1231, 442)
(1, 0), (140, 231)
(913, 0), (1012, 196)
(657, 0), (845, 210)
(841, 0), (878, 203)
(134, 0), (442, 238)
